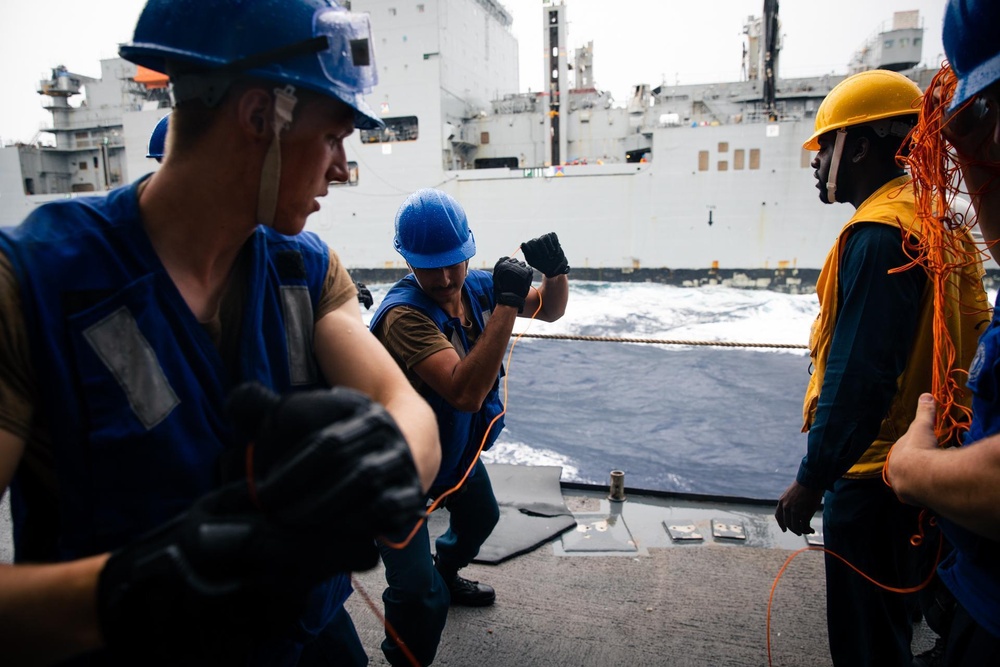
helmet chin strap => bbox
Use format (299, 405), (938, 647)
(825, 128), (848, 204)
(256, 85), (299, 227)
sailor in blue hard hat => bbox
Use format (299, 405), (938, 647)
(145, 112), (170, 162)
(120, 0), (386, 232)
(942, 0), (1000, 112)
(0, 0), (442, 664)
(368, 188), (571, 665)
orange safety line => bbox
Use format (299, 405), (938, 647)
(897, 63), (994, 445)
(766, 512), (943, 666)
(352, 574), (423, 667)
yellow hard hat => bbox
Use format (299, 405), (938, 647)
(803, 69), (922, 150)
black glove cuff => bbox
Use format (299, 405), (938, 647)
(495, 292), (526, 312)
(542, 261), (570, 278)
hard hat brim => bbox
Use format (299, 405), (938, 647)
(951, 49), (1000, 111)
(398, 233), (477, 269)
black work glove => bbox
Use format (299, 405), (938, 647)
(97, 483), (349, 659)
(356, 281), (373, 310)
(226, 383), (425, 540)
(98, 384), (425, 658)
(520, 232), (570, 278)
(493, 256), (534, 312)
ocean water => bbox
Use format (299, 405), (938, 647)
(362, 281), (820, 500)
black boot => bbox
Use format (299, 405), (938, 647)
(433, 555), (495, 607)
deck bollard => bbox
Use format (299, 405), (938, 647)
(608, 470), (626, 502)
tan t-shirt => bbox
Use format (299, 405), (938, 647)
(373, 290), (480, 395)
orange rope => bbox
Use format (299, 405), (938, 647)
(895, 63), (992, 446)
(766, 511), (942, 666)
(351, 574), (422, 667)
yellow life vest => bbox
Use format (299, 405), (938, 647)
(801, 175), (987, 478)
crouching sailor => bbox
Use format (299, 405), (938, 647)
(369, 188), (570, 665)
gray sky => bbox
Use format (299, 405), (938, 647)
(0, 0), (948, 145)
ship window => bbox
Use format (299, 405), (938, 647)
(749, 148), (761, 169)
(899, 38), (909, 47)
(332, 161), (359, 187)
(718, 142), (729, 153)
(698, 150), (709, 171)
(474, 157), (518, 169)
(481, 132), (490, 145)
(884, 39), (894, 49)
(734, 149), (745, 170)
(718, 160), (728, 171)
(359, 115), (419, 143)
(79, 161), (88, 171)
(626, 148), (651, 163)
(93, 156), (99, 168)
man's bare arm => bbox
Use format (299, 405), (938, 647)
(0, 428), (107, 664)
(523, 274), (569, 322)
(411, 304), (519, 413)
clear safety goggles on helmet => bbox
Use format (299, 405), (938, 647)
(313, 5), (378, 95)
(171, 4), (377, 106)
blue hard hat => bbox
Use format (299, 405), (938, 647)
(394, 189), (477, 269)
(119, 0), (383, 130)
(146, 113), (170, 159)
(944, 0), (1000, 110)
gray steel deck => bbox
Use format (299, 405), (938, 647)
(0, 483), (937, 665)
(346, 485), (938, 666)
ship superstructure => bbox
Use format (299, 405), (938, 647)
(0, 1), (970, 290)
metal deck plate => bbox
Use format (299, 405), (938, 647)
(561, 512), (638, 552)
(663, 521), (705, 542)
(712, 519), (747, 540)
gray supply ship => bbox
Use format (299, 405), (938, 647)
(1, 0), (980, 291)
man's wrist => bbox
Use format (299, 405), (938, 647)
(795, 465), (826, 492)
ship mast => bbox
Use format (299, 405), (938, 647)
(762, 0), (779, 120)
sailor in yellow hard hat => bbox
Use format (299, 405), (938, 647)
(776, 68), (987, 667)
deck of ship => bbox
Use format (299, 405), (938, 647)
(345, 483), (938, 667)
(0, 478), (937, 666)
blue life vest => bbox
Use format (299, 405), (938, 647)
(370, 271), (505, 490)
(0, 178), (351, 650)
(937, 292), (1000, 639)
